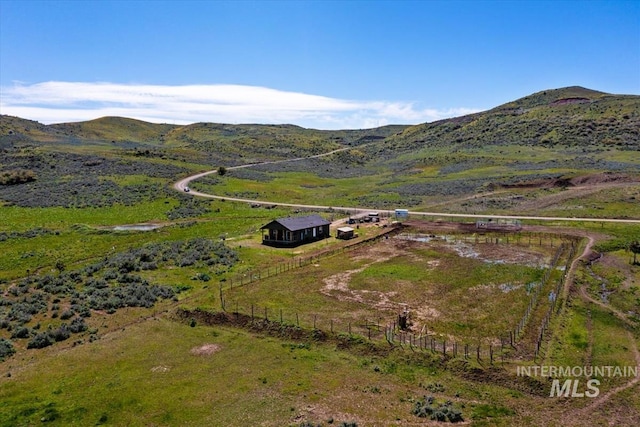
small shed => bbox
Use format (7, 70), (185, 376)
(261, 214), (331, 247)
(336, 226), (355, 240)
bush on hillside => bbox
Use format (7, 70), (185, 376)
(68, 316), (88, 333)
(49, 324), (71, 342)
(0, 169), (36, 185)
(412, 396), (464, 423)
(27, 332), (53, 349)
(0, 338), (16, 360)
(11, 326), (31, 339)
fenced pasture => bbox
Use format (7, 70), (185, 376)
(217, 227), (580, 362)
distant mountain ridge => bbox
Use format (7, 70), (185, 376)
(1, 86), (638, 153)
(372, 86), (639, 157)
(1, 86), (638, 214)
(492, 86), (609, 111)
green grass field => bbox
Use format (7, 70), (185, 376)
(2, 89), (640, 425)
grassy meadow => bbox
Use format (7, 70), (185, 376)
(2, 87), (640, 426)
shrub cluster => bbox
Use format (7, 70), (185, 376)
(252, 157), (376, 179)
(0, 168), (36, 185)
(0, 337), (16, 360)
(226, 168), (271, 182)
(79, 238), (238, 275)
(412, 396), (463, 423)
(0, 238), (237, 358)
(25, 317), (87, 349)
(100, 238), (238, 271)
(6, 291), (49, 325)
(166, 195), (212, 220)
(85, 280), (174, 312)
(33, 273), (80, 295)
(0, 177), (169, 208)
(0, 151), (185, 207)
(0, 227), (57, 242)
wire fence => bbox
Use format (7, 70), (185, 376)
(226, 230), (569, 291)
(507, 243), (567, 348)
(178, 304), (506, 365)
(202, 230), (583, 363)
(533, 240), (577, 360)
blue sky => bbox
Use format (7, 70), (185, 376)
(1, 0), (638, 129)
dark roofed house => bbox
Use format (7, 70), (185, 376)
(261, 214), (331, 247)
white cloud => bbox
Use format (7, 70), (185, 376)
(0, 81), (479, 129)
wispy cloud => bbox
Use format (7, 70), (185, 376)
(0, 81), (479, 129)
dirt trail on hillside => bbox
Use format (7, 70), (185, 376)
(573, 235), (637, 328)
(559, 231), (640, 425)
(563, 330), (640, 426)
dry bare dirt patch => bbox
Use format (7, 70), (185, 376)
(190, 343), (221, 356)
(318, 230), (555, 341)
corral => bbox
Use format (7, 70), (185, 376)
(221, 221), (576, 359)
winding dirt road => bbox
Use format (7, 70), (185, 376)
(173, 151), (640, 225)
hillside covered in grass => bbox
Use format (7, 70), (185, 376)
(1, 85), (639, 214)
(2, 86), (640, 426)
(372, 86), (638, 153)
